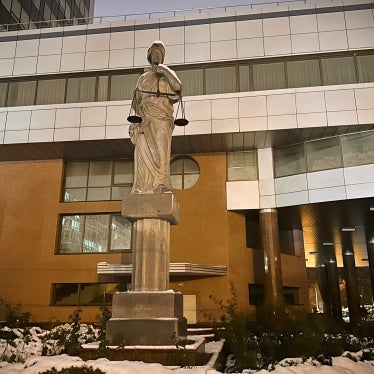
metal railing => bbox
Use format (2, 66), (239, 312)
(0, 0), (327, 32)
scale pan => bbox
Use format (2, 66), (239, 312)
(127, 115), (142, 124)
(174, 118), (189, 127)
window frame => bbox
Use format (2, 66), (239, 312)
(57, 212), (132, 255)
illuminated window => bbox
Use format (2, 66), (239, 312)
(59, 213), (131, 254)
(170, 157), (200, 190)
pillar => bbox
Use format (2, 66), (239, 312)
(259, 208), (284, 315)
(367, 243), (374, 303)
(342, 243), (361, 324)
(106, 192), (187, 345)
(326, 258), (343, 321)
(317, 263), (332, 319)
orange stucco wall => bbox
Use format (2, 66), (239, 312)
(0, 155), (308, 323)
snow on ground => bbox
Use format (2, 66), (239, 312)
(0, 325), (373, 373)
(0, 354), (373, 374)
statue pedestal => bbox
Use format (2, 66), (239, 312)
(106, 192), (187, 345)
(106, 291), (187, 345)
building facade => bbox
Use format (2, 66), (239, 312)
(0, 0), (95, 31)
(0, 0), (373, 323)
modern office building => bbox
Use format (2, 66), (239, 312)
(0, 0), (95, 31)
(0, 0), (373, 324)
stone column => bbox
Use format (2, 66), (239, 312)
(342, 244), (361, 324)
(367, 243), (374, 303)
(326, 258), (343, 321)
(259, 208), (284, 316)
(106, 192), (187, 345)
(317, 263), (332, 320)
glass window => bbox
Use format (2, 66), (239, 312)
(87, 187), (111, 201)
(79, 284), (104, 305)
(0, 82), (8, 107)
(357, 54), (374, 83)
(321, 56), (356, 85)
(306, 137), (343, 172)
(65, 162), (89, 188)
(248, 284), (264, 305)
(253, 62), (286, 91)
(110, 215), (132, 251)
(88, 161), (112, 187)
(58, 213), (131, 254)
(205, 66), (236, 94)
(279, 229), (295, 255)
(283, 287), (299, 305)
(104, 283), (122, 304)
(176, 69), (203, 96)
(274, 144), (306, 178)
(170, 157), (200, 190)
(83, 215), (109, 252)
(51, 283), (122, 306)
(110, 73), (139, 101)
(66, 76), (96, 103)
(36, 78), (66, 105)
(60, 215), (85, 253)
(286, 59), (321, 88)
(53, 283), (79, 305)
(341, 131), (374, 167)
(64, 160), (134, 202)
(11, 0), (22, 19)
(227, 151), (258, 181)
(114, 160), (134, 184)
(239, 64), (250, 92)
(7, 81), (36, 106)
(97, 75), (109, 101)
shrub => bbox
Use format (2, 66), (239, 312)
(209, 287), (374, 372)
(39, 367), (105, 374)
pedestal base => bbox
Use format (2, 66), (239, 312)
(106, 317), (187, 346)
(106, 291), (187, 345)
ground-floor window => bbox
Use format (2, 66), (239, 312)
(248, 284), (300, 305)
(51, 283), (125, 306)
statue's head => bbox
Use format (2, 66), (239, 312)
(147, 40), (165, 65)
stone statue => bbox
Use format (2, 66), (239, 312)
(129, 41), (182, 194)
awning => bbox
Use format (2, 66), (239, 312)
(97, 262), (227, 278)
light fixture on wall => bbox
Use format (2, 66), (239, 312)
(341, 227), (356, 232)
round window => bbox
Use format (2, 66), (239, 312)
(170, 157), (200, 190)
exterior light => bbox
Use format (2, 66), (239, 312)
(370, 207), (374, 211)
(341, 227), (355, 232)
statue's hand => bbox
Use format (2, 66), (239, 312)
(154, 65), (166, 75)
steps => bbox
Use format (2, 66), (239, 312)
(187, 326), (217, 342)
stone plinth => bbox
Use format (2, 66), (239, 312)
(106, 291), (187, 345)
(122, 192), (179, 224)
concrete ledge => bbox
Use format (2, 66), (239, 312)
(122, 192), (179, 224)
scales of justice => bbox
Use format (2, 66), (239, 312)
(106, 41), (189, 346)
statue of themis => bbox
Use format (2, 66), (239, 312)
(129, 41), (182, 194)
